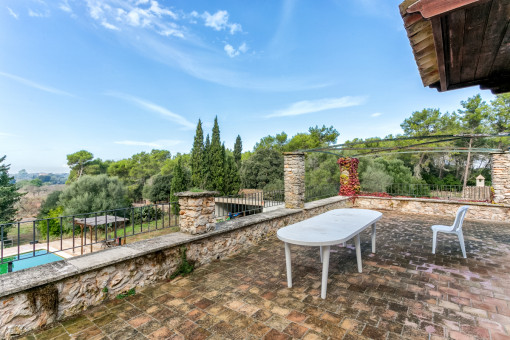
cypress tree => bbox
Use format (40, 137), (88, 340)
(224, 154), (241, 195)
(233, 135), (242, 168)
(190, 119), (204, 188)
(208, 116), (224, 192)
(170, 157), (189, 214)
(202, 134), (211, 189)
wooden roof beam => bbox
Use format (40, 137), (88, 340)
(407, 0), (487, 19)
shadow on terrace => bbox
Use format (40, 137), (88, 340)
(23, 211), (510, 340)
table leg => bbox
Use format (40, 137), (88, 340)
(355, 234), (362, 273)
(320, 246), (323, 263)
(284, 242), (292, 288)
(321, 245), (330, 299)
(371, 223), (376, 253)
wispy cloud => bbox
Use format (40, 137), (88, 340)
(28, 8), (50, 18)
(224, 42), (248, 58)
(115, 139), (181, 148)
(371, 112), (382, 117)
(7, 7), (18, 19)
(59, 0), (72, 13)
(106, 92), (195, 130)
(85, 0), (183, 37)
(267, 96), (367, 118)
(0, 71), (74, 97)
(202, 10), (241, 34)
(0, 132), (16, 137)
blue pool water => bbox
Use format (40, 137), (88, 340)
(10, 250), (64, 272)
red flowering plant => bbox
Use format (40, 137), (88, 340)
(337, 157), (361, 197)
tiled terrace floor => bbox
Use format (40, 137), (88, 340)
(23, 211), (510, 340)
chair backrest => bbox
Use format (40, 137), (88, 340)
(452, 206), (469, 231)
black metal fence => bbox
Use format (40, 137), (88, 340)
(215, 190), (285, 222)
(361, 183), (491, 202)
(0, 203), (179, 272)
(305, 183), (340, 202)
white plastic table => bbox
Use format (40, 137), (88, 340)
(277, 209), (382, 299)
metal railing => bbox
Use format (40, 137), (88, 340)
(215, 190), (285, 222)
(361, 183), (491, 202)
(305, 183), (340, 202)
(0, 202), (179, 271)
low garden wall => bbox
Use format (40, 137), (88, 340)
(354, 196), (510, 222)
(0, 196), (350, 339)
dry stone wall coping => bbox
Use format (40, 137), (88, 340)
(356, 195), (510, 208)
(174, 191), (219, 198)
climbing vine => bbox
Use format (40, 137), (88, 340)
(337, 157), (360, 196)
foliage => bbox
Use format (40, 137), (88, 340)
(207, 116), (224, 192)
(234, 135), (242, 168)
(305, 153), (340, 190)
(132, 206), (163, 223)
(240, 148), (284, 189)
(38, 190), (63, 218)
(0, 156), (24, 226)
(144, 174), (173, 202)
(360, 161), (393, 193)
(116, 288), (136, 299)
(59, 175), (128, 215)
(170, 246), (195, 279)
(66, 150), (94, 181)
(37, 206), (65, 237)
(337, 158), (360, 196)
(223, 154), (241, 195)
(170, 158), (190, 213)
(191, 119), (204, 188)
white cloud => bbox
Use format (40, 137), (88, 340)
(7, 7), (18, 19)
(28, 9), (50, 18)
(101, 21), (120, 30)
(267, 96), (367, 118)
(0, 71), (74, 97)
(106, 92), (195, 130)
(115, 139), (181, 148)
(371, 112), (382, 117)
(59, 0), (72, 13)
(202, 10), (241, 34)
(224, 42), (248, 58)
(85, 0), (185, 38)
(224, 44), (238, 58)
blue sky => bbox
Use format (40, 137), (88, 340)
(1, 0), (494, 173)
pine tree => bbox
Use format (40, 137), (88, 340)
(202, 134), (211, 189)
(233, 135), (242, 168)
(190, 119), (204, 188)
(208, 116), (224, 192)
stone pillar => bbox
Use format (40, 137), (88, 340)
(283, 152), (305, 209)
(490, 152), (510, 204)
(175, 191), (218, 235)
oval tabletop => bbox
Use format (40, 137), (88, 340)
(277, 209), (382, 246)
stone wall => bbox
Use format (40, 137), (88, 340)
(491, 152), (510, 204)
(283, 152), (305, 209)
(176, 191), (218, 235)
(354, 196), (510, 222)
(0, 196), (349, 339)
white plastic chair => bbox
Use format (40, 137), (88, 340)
(431, 206), (469, 258)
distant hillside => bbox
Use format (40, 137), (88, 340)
(12, 169), (68, 185)
(15, 184), (66, 220)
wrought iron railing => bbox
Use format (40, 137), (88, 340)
(215, 190), (285, 222)
(0, 202), (179, 271)
(305, 183), (340, 202)
(361, 183), (491, 202)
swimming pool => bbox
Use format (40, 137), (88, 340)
(0, 250), (64, 274)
